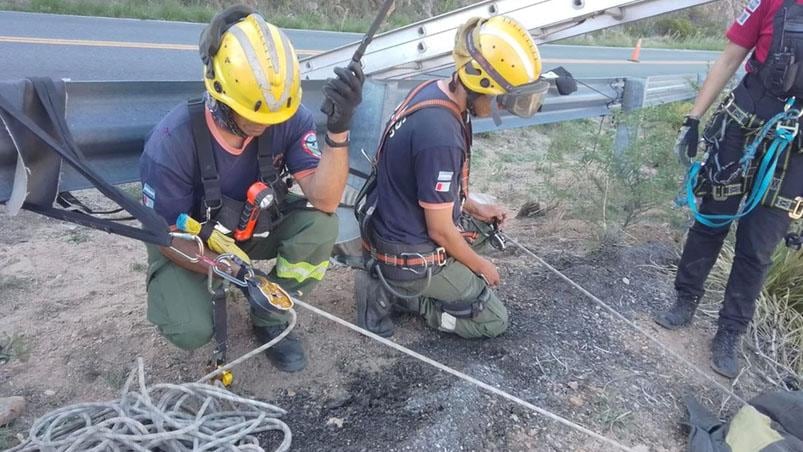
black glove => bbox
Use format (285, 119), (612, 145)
(675, 115), (700, 166)
(322, 61), (365, 134)
(199, 5), (255, 74)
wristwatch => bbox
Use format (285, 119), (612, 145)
(325, 131), (350, 148)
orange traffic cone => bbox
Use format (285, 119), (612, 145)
(628, 38), (642, 63)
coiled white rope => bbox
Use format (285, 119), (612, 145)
(10, 309), (298, 452)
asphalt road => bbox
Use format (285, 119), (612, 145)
(0, 11), (720, 81)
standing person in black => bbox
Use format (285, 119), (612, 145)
(657, 0), (803, 378)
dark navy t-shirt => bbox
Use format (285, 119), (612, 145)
(369, 83), (468, 245)
(139, 102), (320, 225)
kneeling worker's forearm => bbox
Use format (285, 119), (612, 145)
(303, 133), (350, 213)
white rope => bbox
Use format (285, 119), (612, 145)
(10, 358), (292, 452)
(199, 309), (297, 384)
(503, 234), (749, 406)
(291, 298), (637, 452)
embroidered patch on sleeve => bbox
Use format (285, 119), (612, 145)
(437, 171), (454, 181)
(142, 183), (156, 208)
(301, 131), (321, 158)
(737, 10), (751, 25)
(747, 0), (761, 12)
(435, 181), (451, 192)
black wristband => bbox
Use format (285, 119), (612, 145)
(325, 133), (350, 148)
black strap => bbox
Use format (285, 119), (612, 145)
(188, 98), (223, 218)
(212, 287), (228, 365)
(0, 78), (170, 246)
(257, 129), (279, 184)
(56, 191), (132, 219)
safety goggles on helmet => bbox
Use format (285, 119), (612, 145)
(497, 79), (549, 118)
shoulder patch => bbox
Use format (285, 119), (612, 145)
(301, 131), (321, 158)
(747, 0), (761, 12)
(737, 10), (752, 25)
(142, 183), (156, 208)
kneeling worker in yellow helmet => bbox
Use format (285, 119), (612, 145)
(355, 16), (546, 338)
(139, 6), (364, 372)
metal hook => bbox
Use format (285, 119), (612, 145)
(169, 232), (205, 263)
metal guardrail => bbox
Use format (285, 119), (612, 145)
(0, 73), (703, 204)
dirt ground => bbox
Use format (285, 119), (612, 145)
(0, 205), (771, 451)
(0, 129), (776, 451)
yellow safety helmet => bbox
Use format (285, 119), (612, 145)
(204, 14), (302, 125)
(454, 16), (542, 95)
(454, 16), (548, 119)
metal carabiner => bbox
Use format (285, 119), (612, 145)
(213, 254), (251, 287)
(169, 232), (205, 263)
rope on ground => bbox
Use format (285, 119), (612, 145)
(199, 309), (297, 384)
(11, 310), (298, 452)
(502, 234), (749, 406)
(291, 298), (637, 452)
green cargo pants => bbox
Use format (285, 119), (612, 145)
(387, 217), (508, 339)
(145, 207), (338, 350)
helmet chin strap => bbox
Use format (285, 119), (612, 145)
(205, 94), (248, 138)
(490, 100), (502, 127)
(449, 72), (479, 117)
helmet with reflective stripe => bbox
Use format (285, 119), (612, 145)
(204, 14), (301, 125)
(453, 16), (542, 95)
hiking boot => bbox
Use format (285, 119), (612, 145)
(654, 296), (699, 330)
(355, 270), (394, 337)
(711, 327), (742, 379)
(253, 325), (307, 373)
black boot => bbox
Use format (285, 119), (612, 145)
(711, 327), (742, 379)
(253, 325), (307, 373)
(654, 295), (699, 330)
(355, 270), (395, 337)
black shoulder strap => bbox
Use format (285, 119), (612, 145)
(188, 98), (222, 218)
(257, 130), (279, 184)
(0, 78), (171, 246)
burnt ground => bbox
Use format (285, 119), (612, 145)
(246, 237), (766, 452)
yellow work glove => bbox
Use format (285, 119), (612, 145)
(176, 214), (251, 265)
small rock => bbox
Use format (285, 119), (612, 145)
(567, 381), (579, 390)
(631, 445), (650, 452)
(44, 390), (56, 397)
(622, 277), (630, 285)
(510, 414), (519, 423)
(0, 396), (26, 426)
(568, 396), (584, 407)
(326, 417), (344, 428)
(287, 390), (296, 397)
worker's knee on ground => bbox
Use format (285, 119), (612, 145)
(428, 287), (508, 339)
(455, 297), (509, 339)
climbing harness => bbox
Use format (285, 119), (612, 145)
(677, 97), (803, 227)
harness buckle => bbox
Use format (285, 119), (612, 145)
(790, 196), (803, 220)
(435, 247), (448, 266)
(776, 119), (799, 138)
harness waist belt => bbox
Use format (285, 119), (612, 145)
(363, 240), (447, 268)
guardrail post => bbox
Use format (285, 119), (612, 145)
(613, 77), (646, 164)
